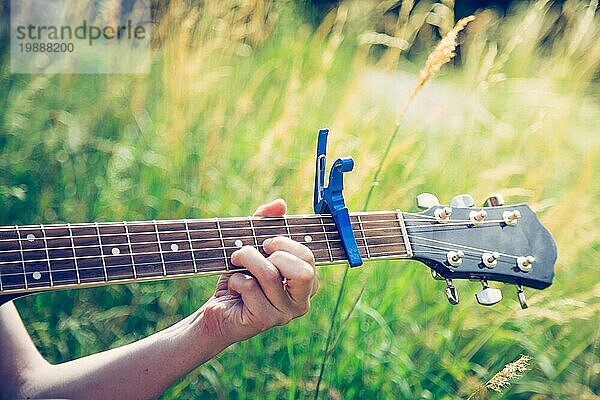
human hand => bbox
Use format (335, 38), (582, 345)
(194, 199), (318, 348)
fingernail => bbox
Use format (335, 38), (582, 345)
(262, 238), (272, 248)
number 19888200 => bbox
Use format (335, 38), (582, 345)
(19, 42), (75, 52)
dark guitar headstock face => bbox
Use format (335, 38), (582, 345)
(405, 194), (558, 307)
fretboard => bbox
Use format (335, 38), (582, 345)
(0, 212), (411, 295)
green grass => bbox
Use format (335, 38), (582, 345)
(1, 0), (599, 398)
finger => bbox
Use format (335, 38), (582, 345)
(253, 199), (287, 217)
(267, 250), (314, 306)
(227, 273), (277, 322)
(262, 236), (315, 266)
(231, 246), (292, 312)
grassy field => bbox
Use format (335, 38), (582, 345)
(1, 0), (599, 398)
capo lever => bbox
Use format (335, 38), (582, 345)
(313, 129), (363, 267)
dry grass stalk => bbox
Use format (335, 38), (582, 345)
(408, 15), (475, 103)
(467, 355), (531, 399)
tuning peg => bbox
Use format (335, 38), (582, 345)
(446, 250), (464, 267)
(416, 193), (440, 210)
(503, 210), (522, 226)
(445, 279), (459, 305)
(484, 194), (505, 207)
(450, 194), (475, 208)
(517, 255), (535, 272)
(482, 251), (500, 269)
(515, 284), (528, 309)
(475, 280), (503, 306)
(434, 206), (452, 223)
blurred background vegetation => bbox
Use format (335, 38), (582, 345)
(1, 0), (599, 398)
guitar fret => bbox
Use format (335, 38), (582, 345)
(215, 219), (229, 271)
(123, 222), (137, 279)
(320, 216), (334, 262)
(153, 221), (167, 276)
(40, 225), (54, 286)
(67, 223), (81, 285)
(356, 215), (371, 259)
(248, 217), (259, 247)
(15, 225), (27, 290)
(396, 211), (412, 258)
(184, 219), (198, 274)
(283, 217), (291, 239)
(156, 222), (194, 276)
(95, 222), (109, 282)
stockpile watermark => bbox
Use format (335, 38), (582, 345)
(10, 0), (151, 74)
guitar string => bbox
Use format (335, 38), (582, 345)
(0, 222), (525, 275)
(0, 214), (391, 233)
(0, 234), (406, 270)
(0, 251), (414, 288)
(0, 217), (511, 247)
(0, 247), (411, 284)
(0, 225), (405, 258)
(0, 223), (519, 269)
(0, 222), (401, 247)
(0, 227), (524, 286)
(406, 234), (520, 260)
(0, 205), (521, 236)
(0, 215), (513, 265)
(0, 208), (494, 232)
(0, 238), (511, 289)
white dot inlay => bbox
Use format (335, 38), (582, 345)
(170, 243), (179, 252)
(32, 271), (42, 280)
(111, 247), (120, 255)
(235, 240), (243, 248)
(27, 234), (35, 242)
(304, 235), (313, 243)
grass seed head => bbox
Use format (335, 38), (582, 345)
(409, 15), (475, 102)
(486, 355), (531, 392)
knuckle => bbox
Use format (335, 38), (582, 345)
(263, 267), (282, 284)
(296, 262), (315, 282)
(241, 277), (259, 291)
(275, 314), (292, 326)
(257, 320), (272, 332)
(295, 302), (310, 317)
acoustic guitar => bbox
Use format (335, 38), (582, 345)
(0, 129), (558, 308)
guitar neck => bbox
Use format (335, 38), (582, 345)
(0, 212), (411, 295)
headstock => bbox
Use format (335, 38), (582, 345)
(406, 193), (558, 308)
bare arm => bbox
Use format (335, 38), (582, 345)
(0, 300), (227, 399)
(0, 199), (317, 400)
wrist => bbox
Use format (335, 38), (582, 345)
(163, 308), (230, 368)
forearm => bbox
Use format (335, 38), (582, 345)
(19, 308), (228, 400)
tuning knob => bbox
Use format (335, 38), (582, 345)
(515, 284), (528, 309)
(450, 194), (475, 208)
(475, 280), (503, 306)
(416, 193), (440, 210)
(484, 194), (505, 207)
(445, 279), (459, 305)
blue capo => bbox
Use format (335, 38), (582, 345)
(313, 129), (363, 267)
